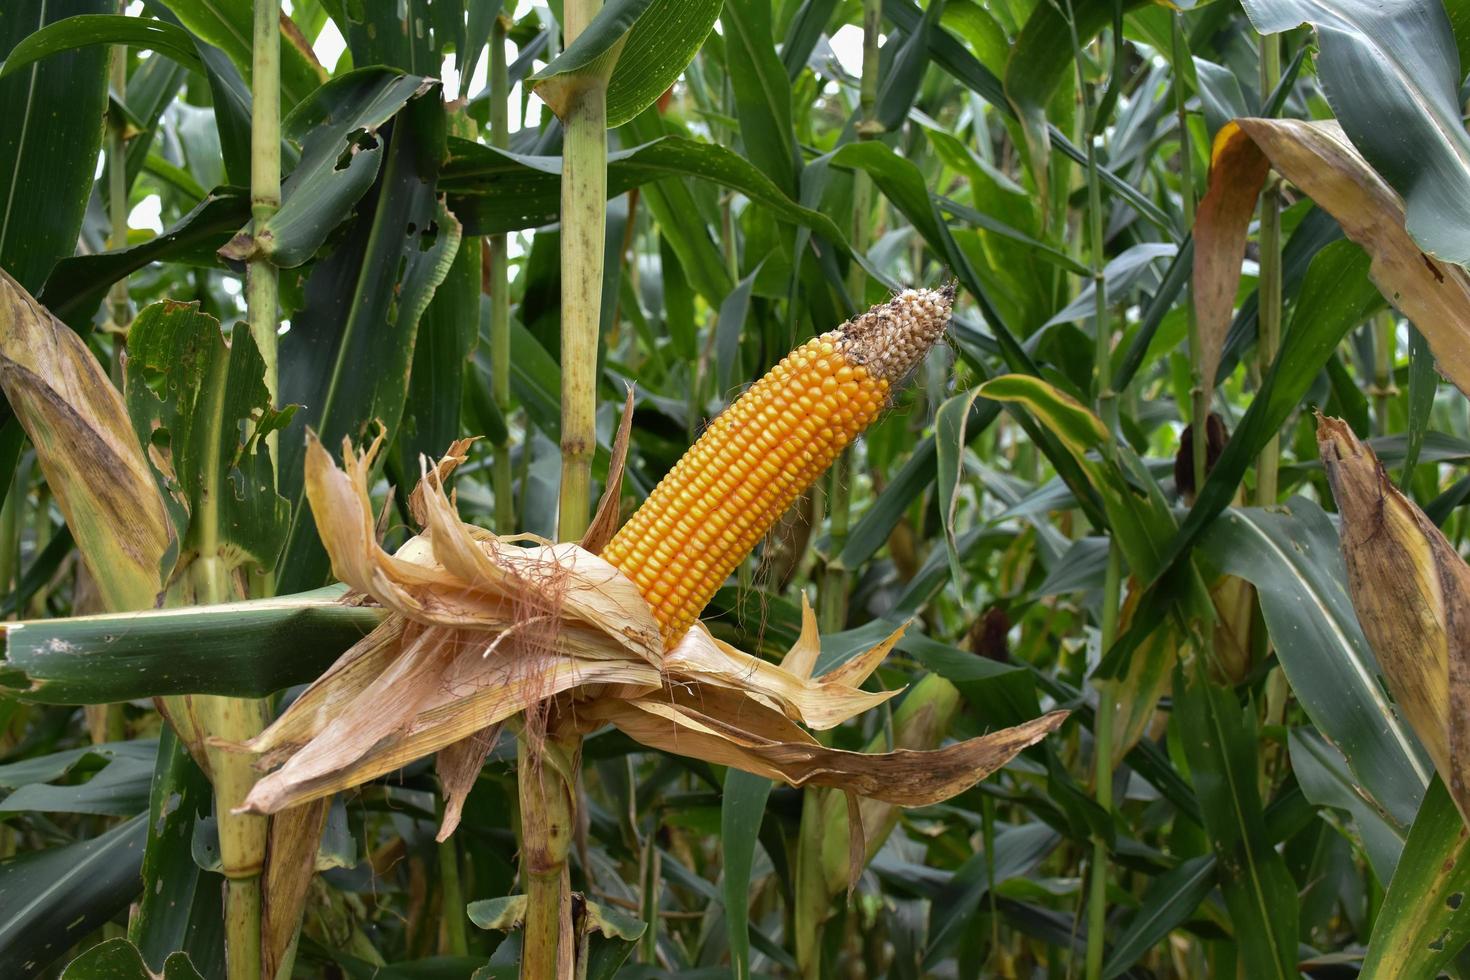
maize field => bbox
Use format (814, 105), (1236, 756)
(3, 0), (1470, 978)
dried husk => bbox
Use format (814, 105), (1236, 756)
(239, 434), (1068, 833)
(1317, 414), (1470, 822)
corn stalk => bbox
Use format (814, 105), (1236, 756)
(489, 12), (514, 534)
(1173, 13), (1206, 494)
(202, 3), (282, 976)
(1069, 5), (1116, 976)
(528, 0), (608, 973)
(106, 46), (131, 336)
(556, 0), (606, 543)
(819, 0), (882, 635)
(1255, 31), (1282, 504)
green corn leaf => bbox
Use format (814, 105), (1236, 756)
(0, 14), (204, 80)
(0, 586), (382, 703)
(533, 0), (721, 128)
(0, 1), (111, 295)
(130, 729), (214, 973)
(1198, 500), (1429, 853)
(60, 938), (204, 980)
(1172, 669), (1299, 980)
(1361, 776), (1470, 978)
(150, 0), (323, 107)
(721, 769), (774, 980)
(276, 89), (460, 593)
(0, 815), (148, 976)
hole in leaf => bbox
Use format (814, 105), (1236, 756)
(335, 129), (379, 171)
(418, 220), (439, 252)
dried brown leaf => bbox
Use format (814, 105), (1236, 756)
(261, 798), (330, 979)
(407, 437), (478, 529)
(581, 386), (636, 556)
(590, 696), (1068, 806)
(243, 638), (657, 813)
(1194, 124), (1272, 394)
(435, 723), (503, 841)
(306, 432), (662, 665)
(0, 268), (172, 611)
(779, 593), (821, 681)
(1199, 119), (1470, 397)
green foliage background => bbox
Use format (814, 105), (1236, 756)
(3, 0), (1470, 977)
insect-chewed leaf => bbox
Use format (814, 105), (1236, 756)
(1318, 414), (1470, 822)
(124, 301), (293, 578)
(0, 268), (172, 612)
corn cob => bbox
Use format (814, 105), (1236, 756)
(604, 286), (955, 645)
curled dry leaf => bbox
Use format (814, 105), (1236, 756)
(1317, 414), (1470, 822)
(1196, 118), (1470, 398)
(239, 434), (1067, 837)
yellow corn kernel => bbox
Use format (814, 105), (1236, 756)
(603, 287), (955, 645)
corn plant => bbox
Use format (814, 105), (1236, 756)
(7, 0), (1470, 978)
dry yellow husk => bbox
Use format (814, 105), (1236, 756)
(236, 432), (1067, 837)
(1317, 414), (1470, 823)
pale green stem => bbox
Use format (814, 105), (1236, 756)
(528, 6), (605, 974)
(818, 0), (881, 634)
(107, 47), (131, 333)
(249, 0), (282, 600)
(1172, 14), (1207, 495)
(555, 0), (608, 542)
(637, 833), (660, 964)
(489, 15), (515, 534)
(207, 5), (281, 976)
(0, 465), (21, 616)
(1256, 32), (1282, 504)
(248, 0), (281, 406)
(1373, 311), (1395, 436)
(1086, 542), (1123, 980)
(438, 813), (469, 956)
(1063, 4), (1111, 424)
(1073, 10), (1117, 974)
(192, 339), (271, 980)
(26, 489), (50, 618)
(520, 734), (579, 978)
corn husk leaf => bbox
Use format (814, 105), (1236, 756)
(434, 723), (502, 841)
(304, 432), (661, 665)
(668, 621), (903, 732)
(1317, 414), (1470, 822)
(585, 688), (1066, 806)
(241, 436), (1068, 825)
(1102, 585), (1181, 767)
(813, 674), (962, 898)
